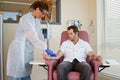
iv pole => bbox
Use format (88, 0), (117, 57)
(45, 21), (50, 48)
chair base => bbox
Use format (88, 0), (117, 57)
(67, 72), (80, 80)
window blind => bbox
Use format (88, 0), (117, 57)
(103, 0), (120, 78)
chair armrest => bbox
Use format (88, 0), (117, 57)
(90, 60), (102, 80)
(45, 59), (59, 80)
(91, 60), (102, 71)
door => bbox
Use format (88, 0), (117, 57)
(0, 12), (4, 80)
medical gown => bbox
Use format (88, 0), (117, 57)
(7, 12), (47, 78)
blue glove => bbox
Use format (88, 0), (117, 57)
(45, 48), (56, 57)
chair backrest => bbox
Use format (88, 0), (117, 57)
(59, 31), (90, 63)
(60, 31), (89, 45)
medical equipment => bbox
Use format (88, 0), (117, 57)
(42, 21), (52, 39)
(42, 21), (52, 48)
(42, 21), (56, 56)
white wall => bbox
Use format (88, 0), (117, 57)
(3, 0), (97, 80)
(3, 24), (17, 80)
(88, 0), (97, 53)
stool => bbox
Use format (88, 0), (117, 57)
(67, 72), (80, 80)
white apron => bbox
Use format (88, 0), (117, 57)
(7, 12), (47, 78)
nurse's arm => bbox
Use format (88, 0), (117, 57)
(43, 50), (63, 60)
(22, 18), (47, 50)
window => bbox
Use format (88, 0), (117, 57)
(104, 0), (120, 62)
(98, 0), (120, 78)
(0, 0), (61, 24)
(3, 11), (22, 23)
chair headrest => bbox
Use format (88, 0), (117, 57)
(60, 31), (89, 45)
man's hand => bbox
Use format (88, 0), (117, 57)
(95, 56), (102, 61)
(42, 52), (51, 60)
(88, 51), (102, 61)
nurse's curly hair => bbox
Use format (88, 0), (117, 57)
(30, 0), (48, 11)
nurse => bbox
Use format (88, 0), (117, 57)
(6, 1), (55, 80)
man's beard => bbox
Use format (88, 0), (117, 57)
(70, 36), (76, 41)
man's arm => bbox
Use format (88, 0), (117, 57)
(87, 51), (102, 61)
(43, 50), (64, 60)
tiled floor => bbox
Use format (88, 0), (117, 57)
(99, 73), (120, 80)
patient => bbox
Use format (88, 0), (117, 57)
(43, 25), (102, 80)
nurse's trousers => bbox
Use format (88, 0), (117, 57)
(9, 75), (31, 80)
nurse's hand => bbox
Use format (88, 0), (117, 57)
(45, 48), (56, 57)
(42, 52), (59, 60)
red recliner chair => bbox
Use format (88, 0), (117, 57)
(45, 31), (102, 80)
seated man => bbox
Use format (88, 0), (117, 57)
(43, 25), (102, 80)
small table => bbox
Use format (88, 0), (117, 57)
(99, 64), (110, 72)
(29, 61), (48, 70)
(30, 61), (111, 72)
